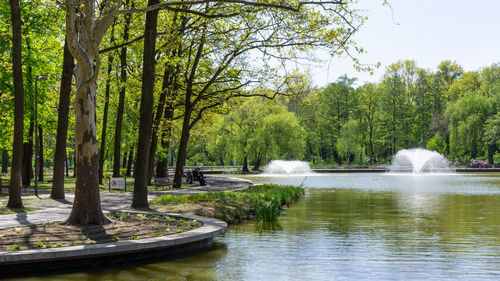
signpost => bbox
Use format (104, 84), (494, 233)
(109, 177), (126, 192)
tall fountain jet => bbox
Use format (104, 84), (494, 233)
(263, 160), (313, 175)
(389, 148), (453, 174)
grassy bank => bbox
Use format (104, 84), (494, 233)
(152, 184), (304, 223)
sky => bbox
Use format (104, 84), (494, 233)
(309, 0), (500, 88)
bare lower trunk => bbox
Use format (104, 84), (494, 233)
(1, 150), (8, 174)
(173, 103), (192, 188)
(65, 72), (109, 225)
(488, 143), (496, 165)
(113, 9), (130, 177)
(23, 121), (34, 187)
(148, 66), (171, 183)
(126, 149), (133, 176)
(38, 125), (43, 181)
(98, 56), (113, 184)
(132, 0), (159, 208)
(242, 157), (249, 173)
(8, 0), (24, 208)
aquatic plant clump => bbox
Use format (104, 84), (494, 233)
(153, 184), (305, 222)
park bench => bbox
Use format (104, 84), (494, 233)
(109, 177), (126, 192)
(154, 177), (171, 190)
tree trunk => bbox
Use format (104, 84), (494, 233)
(38, 125), (43, 181)
(8, 0), (24, 208)
(148, 66), (171, 183)
(2, 150), (8, 174)
(173, 26), (206, 189)
(98, 53), (113, 185)
(252, 158), (261, 171)
(242, 157), (249, 173)
(488, 143), (496, 165)
(113, 7), (130, 177)
(126, 149), (133, 177)
(174, 107), (192, 188)
(21, 143), (29, 187)
(22, 122), (34, 187)
(156, 157), (167, 178)
(122, 155), (127, 173)
(132, 0), (159, 208)
(65, 77), (109, 225)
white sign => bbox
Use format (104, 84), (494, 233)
(110, 177), (126, 190)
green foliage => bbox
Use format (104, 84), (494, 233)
(447, 92), (494, 158)
(208, 97), (306, 170)
(7, 244), (20, 251)
(153, 184), (304, 222)
(427, 133), (447, 154)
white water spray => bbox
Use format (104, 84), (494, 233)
(263, 160), (313, 175)
(389, 148), (453, 174)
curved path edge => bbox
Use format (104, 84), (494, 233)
(0, 211), (227, 274)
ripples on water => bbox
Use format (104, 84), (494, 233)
(11, 173), (500, 281)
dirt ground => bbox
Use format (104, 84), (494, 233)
(0, 212), (201, 252)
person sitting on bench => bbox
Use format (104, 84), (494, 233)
(192, 167), (206, 186)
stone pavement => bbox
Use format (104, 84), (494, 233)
(0, 175), (252, 229)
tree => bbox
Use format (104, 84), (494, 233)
(7, 0), (24, 209)
(63, 0), (118, 224)
(358, 83), (379, 158)
(447, 92), (493, 159)
(336, 119), (361, 165)
(132, 0), (159, 208)
(209, 97), (306, 171)
(316, 75), (357, 164)
(51, 40), (74, 199)
(426, 133), (446, 155)
(113, 1), (131, 177)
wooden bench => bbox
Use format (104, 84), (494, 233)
(154, 177), (170, 190)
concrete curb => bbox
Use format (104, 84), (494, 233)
(0, 211), (226, 270)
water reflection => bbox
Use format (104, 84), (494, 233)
(9, 173), (500, 281)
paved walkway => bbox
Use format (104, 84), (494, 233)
(0, 175), (252, 229)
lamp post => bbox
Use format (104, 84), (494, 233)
(34, 76), (47, 196)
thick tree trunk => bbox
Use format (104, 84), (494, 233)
(98, 53), (113, 185)
(113, 8), (130, 177)
(132, 0), (159, 208)
(64, 68), (110, 225)
(252, 157), (262, 171)
(242, 157), (249, 173)
(2, 150), (8, 174)
(38, 125), (43, 181)
(8, 0), (24, 208)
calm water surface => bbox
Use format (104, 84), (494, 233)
(12, 173), (500, 281)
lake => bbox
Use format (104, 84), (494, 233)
(12, 173), (500, 281)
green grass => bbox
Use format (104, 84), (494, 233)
(153, 184), (304, 222)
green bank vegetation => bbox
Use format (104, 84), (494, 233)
(153, 184), (304, 223)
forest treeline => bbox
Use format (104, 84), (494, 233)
(194, 60), (500, 170)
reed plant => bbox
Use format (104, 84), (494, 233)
(153, 184), (304, 222)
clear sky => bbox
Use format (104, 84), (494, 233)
(310, 0), (500, 88)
